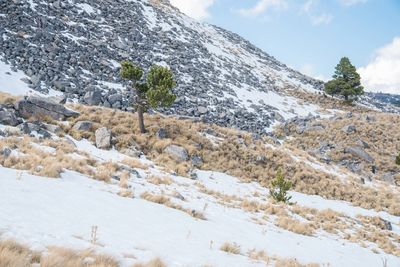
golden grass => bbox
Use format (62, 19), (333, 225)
(275, 216), (315, 236)
(0, 239), (37, 267)
(57, 104), (400, 215)
(40, 246), (118, 267)
(0, 92), (19, 105)
(140, 192), (206, 220)
(220, 242), (241, 255)
(132, 258), (167, 267)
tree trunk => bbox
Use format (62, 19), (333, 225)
(344, 95), (349, 101)
(137, 105), (146, 133)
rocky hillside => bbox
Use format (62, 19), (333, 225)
(1, 0), (330, 134)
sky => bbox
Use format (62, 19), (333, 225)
(169, 0), (400, 94)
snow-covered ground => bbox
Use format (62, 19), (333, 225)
(0, 135), (399, 267)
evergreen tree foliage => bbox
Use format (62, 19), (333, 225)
(269, 169), (292, 204)
(121, 61), (177, 133)
(396, 153), (400, 166)
(324, 57), (364, 101)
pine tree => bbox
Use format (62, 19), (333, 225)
(396, 153), (400, 166)
(269, 169), (292, 204)
(121, 61), (177, 133)
(324, 57), (364, 101)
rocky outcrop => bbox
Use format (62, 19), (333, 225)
(344, 146), (374, 163)
(0, 107), (21, 126)
(15, 96), (79, 120)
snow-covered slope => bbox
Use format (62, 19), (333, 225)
(1, 139), (399, 267)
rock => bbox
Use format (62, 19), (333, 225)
(73, 121), (93, 131)
(254, 155), (267, 164)
(156, 128), (168, 139)
(356, 139), (369, 149)
(43, 123), (62, 134)
(198, 106), (207, 114)
(191, 155), (203, 166)
(342, 125), (356, 134)
(0, 147), (12, 158)
(95, 127), (112, 149)
(0, 109), (21, 126)
(381, 173), (396, 185)
(18, 122), (41, 134)
(381, 219), (392, 231)
(164, 145), (189, 162)
(16, 96), (79, 120)
(344, 146), (374, 163)
(83, 90), (102, 106)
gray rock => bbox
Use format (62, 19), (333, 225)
(255, 155), (267, 164)
(164, 145), (189, 162)
(356, 139), (370, 149)
(43, 123), (62, 134)
(95, 127), (112, 149)
(0, 147), (12, 158)
(0, 109), (20, 126)
(191, 155), (203, 166)
(73, 120), (93, 131)
(381, 173), (396, 185)
(344, 146), (374, 163)
(156, 128), (168, 139)
(83, 90), (102, 106)
(16, 96), (79, 120)
(18, 122), (41, 134)
(342, 125), (356, 134)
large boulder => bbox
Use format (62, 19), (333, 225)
(0, 108), (20, 126)
(15, 96), (79, 120)
(95, 127), (112, 149)
(164, 145), (189, 162)
(344, 146), (374, 163)
(83, 90), (102, 106)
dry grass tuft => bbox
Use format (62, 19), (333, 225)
(275, 216), (315, 236)
(220, 242), (241, 255)
(132, 257), (167, 267)
(147, 175), (173, 185)
(140, 192), (206, 220)
(0, 239), (35, 267)
(41, 246), (118, 267)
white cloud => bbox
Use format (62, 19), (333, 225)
(310, 13), (333, 25)
(238, 0), (288, 16)
(301, 0), (315, 13)
(358, 37), (400, 94)
(338, 0), (367, 7)
(300, 0), (333, 26)
(169, 0), (215, 20)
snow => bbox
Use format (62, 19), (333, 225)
(0, 58), (34, 96)
(76, 3), (97, 15)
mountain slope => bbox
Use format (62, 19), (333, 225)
(0, 0), (328, 133)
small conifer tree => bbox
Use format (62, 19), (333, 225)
(324, 57), (364, 101)
(121, 61), (176, 133)
(396, 153), (400, 166)
(269, 168), (292, 204)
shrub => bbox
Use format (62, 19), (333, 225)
(269, 169), (292, 204)
(396, 153), (400, 165)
